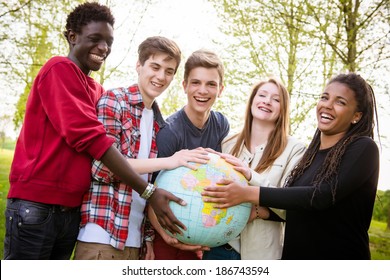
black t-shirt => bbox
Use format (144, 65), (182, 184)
(260, 136), (379, 259)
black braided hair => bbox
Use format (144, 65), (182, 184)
(284, 73), (379, 203)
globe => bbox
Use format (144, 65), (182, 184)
(155, 152), (251, 247)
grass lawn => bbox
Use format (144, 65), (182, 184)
(369, 220), (390, 259)
(0, 147), (389, 260)
(0, 148), (14, 259)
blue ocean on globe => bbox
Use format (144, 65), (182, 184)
(155, 153), (251, 247)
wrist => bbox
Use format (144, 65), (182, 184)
(247, 171), (252, 181)
(255, 205), (260, 219)
(141, 183), (157, 200)
(246, 186), (260, 204)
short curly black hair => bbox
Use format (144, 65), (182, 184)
(63, 2), (115, 39)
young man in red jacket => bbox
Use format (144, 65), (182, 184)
(4, 2), (185, 260)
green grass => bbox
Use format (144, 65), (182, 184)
(369, 220), (390, 259)
(0, 148), (14, 259)
(0, 147), (389, 260)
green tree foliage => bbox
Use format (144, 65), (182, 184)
(93, 0), (155, 86)
(2, 0), (389, 148)
(209, 0), (333, 136)
(158, 65), (186, 118)
(373, 190), (390, 230)
(0, 114), (11, 147)
(304, 0), (390, 149)
(305, 0), (390, 73)
(1, 0), (158, 132)
(209, 0), (390, 138)
(0, 0), (84, 128)
(14, 25), (55, 127)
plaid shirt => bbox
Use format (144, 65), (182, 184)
(80, 84), (164, 250)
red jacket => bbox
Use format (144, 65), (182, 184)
(8, 56), (114, 207)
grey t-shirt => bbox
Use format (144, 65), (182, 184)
(156, 107), (230, 158)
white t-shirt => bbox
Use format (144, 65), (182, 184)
(125, 107), (153, 247)
(78, 107), (154, 248)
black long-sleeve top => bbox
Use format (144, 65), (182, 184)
(260, 136), (379, 259)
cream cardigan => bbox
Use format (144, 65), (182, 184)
(223, 135), (306, 260)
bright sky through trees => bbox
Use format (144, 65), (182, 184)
(1, 0), (389, 190)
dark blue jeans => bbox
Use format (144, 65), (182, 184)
(202, 244), (241, 260)
(3, 198), (80, 260)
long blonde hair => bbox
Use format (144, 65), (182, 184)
(224, 78), (290, 173)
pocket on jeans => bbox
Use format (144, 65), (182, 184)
(18, 202), (52, 226)
(3, 208), (15, 258)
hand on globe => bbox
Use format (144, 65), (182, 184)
(155, 153), (252, 247)
(202, 179), (260, 208)
(219, 153), (252, 180)
(162, 233), (210, 252)
(149, 188), (187, 235)
(169, 148), (210, 170)
(204, 148), (252, 180)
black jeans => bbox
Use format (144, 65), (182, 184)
(3, 198), (80, 260)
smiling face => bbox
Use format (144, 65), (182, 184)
(67, 21), (114, 75)
(251, 82), (281, 126)
(317, 82), (362, 142)
(182, 67), (224, 125)
(136, 52), (177, 108)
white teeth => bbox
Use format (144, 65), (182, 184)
(90, 54), (104, 62)
(151, 82), (163, 88)
(321, 113), (334, 120)
(194, 97), (209, 102)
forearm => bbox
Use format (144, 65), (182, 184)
(127, 157), (170, 175)
(246, 185), (260, 205)
(100, 145), (148, 195)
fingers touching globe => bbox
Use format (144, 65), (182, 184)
(154, 153), (251, 247)
(149, 188), (187, 235)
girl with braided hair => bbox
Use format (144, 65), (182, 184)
(202, 73), (380, 259)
